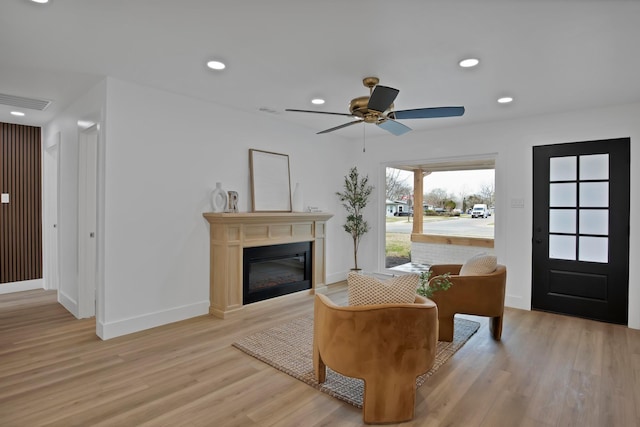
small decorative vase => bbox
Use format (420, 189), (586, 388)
(227, 191), (239, 213)
(292, 182), (304, 212)
(211, 182), (228, 213)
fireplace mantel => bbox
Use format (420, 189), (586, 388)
(203, 212), (333, 318)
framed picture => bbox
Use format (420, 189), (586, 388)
(249, 149), (292, 212)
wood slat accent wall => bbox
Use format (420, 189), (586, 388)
(0, 122), (42, 284)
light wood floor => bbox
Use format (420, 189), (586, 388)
(1, 285), (639, 427)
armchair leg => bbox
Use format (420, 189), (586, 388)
(489, 315), (503, 340)
(438, 316), (455, 342)
(362, 375), (416, 424)
(313, 348), (326, 383)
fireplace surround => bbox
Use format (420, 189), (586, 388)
(203, 212), (333, 318)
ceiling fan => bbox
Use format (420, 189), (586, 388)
(285, 77), (465, 136)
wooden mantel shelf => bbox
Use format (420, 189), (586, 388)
(202, 211), (333, 318)
(203, 211), (333, 224)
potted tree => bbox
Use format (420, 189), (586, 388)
(336, 167), (374, 270)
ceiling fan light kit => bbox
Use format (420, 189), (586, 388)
(286, 76), (465, 136)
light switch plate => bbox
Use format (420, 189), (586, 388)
(1, 193), (9, 204)
(510, 198), (524, 208)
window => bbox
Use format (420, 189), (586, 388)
(385, 160), (495, 269)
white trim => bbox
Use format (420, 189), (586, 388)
(505, 294), (527, 310)
(97, 300), (210, 340)
(0, 279), (44, 294)
(58, 290), (79, 318)
(327, 272), (348, 285)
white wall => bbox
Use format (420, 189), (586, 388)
(355, 102), (640, 329)
(44, 76), (639, 337)
(99, 78), (353, 338)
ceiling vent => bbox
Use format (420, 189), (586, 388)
(0, 93), (51, 111)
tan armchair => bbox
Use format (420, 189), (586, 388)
(428, 264), (507, 342)
(313, 293), (438, 424)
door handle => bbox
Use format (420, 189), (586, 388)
(535, 227), (543, 243)
(89, 232), (95, 238)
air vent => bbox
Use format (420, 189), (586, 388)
(0, 93), (51, 111)
(258, 107), (279, 114)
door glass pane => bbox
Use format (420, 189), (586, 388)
(549, 235), (576, 260)
(579, 236), (608, 263)
(550, 183), (576, 207)
(579, 182), (608, 207)
(550, 156), (577, 181)
(579, 210), (608, 235)
(579, 154), (609, 180)
(549, 209), (576, 233)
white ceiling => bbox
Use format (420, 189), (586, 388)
(2, 0), (640, 139)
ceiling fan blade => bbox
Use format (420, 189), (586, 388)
(367, 85), (399, 113)
(285, 109), (354, 117)
(377, 119), (412, 136)
(389, 106), (465, 120)
(317, 120), (363, 134)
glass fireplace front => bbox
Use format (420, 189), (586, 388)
(243, 241), (312, 304)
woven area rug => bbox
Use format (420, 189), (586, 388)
(233, 315), (479, 408)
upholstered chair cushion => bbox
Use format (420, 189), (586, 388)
(459, 253), (498, 276)
(347, 272), (418, 306)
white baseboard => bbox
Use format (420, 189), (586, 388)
(58, 291), (79, 318)
(97, 300), (210, 340)
(327, 272), (348, 284)
(0, 279), (44, 294)
(505, 294), (529, 310)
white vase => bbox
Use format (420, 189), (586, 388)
(211, 182), (228, 212)
(292, 182), (303, 212)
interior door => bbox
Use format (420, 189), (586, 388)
(532, 137), (630, 324)
(44, 137), (60, 291)
(78, 126), (98, 318)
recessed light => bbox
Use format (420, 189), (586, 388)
(459, 58), (479, 68)
(311, 98), (325, 105)
(10, 111), (25, 116)
(77, 120), (96, 129)
(206, 60), (226, 70)
(497, 96), (513, 104)
(31, 0), (49, 3)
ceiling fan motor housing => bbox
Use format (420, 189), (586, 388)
(349, 96), (372, 118)
(349, 97), (393, 123)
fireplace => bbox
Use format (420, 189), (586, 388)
(243, 242), (312, 304)
(202, 212), (332, 318)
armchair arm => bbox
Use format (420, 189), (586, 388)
(429, 264), (462, 276)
